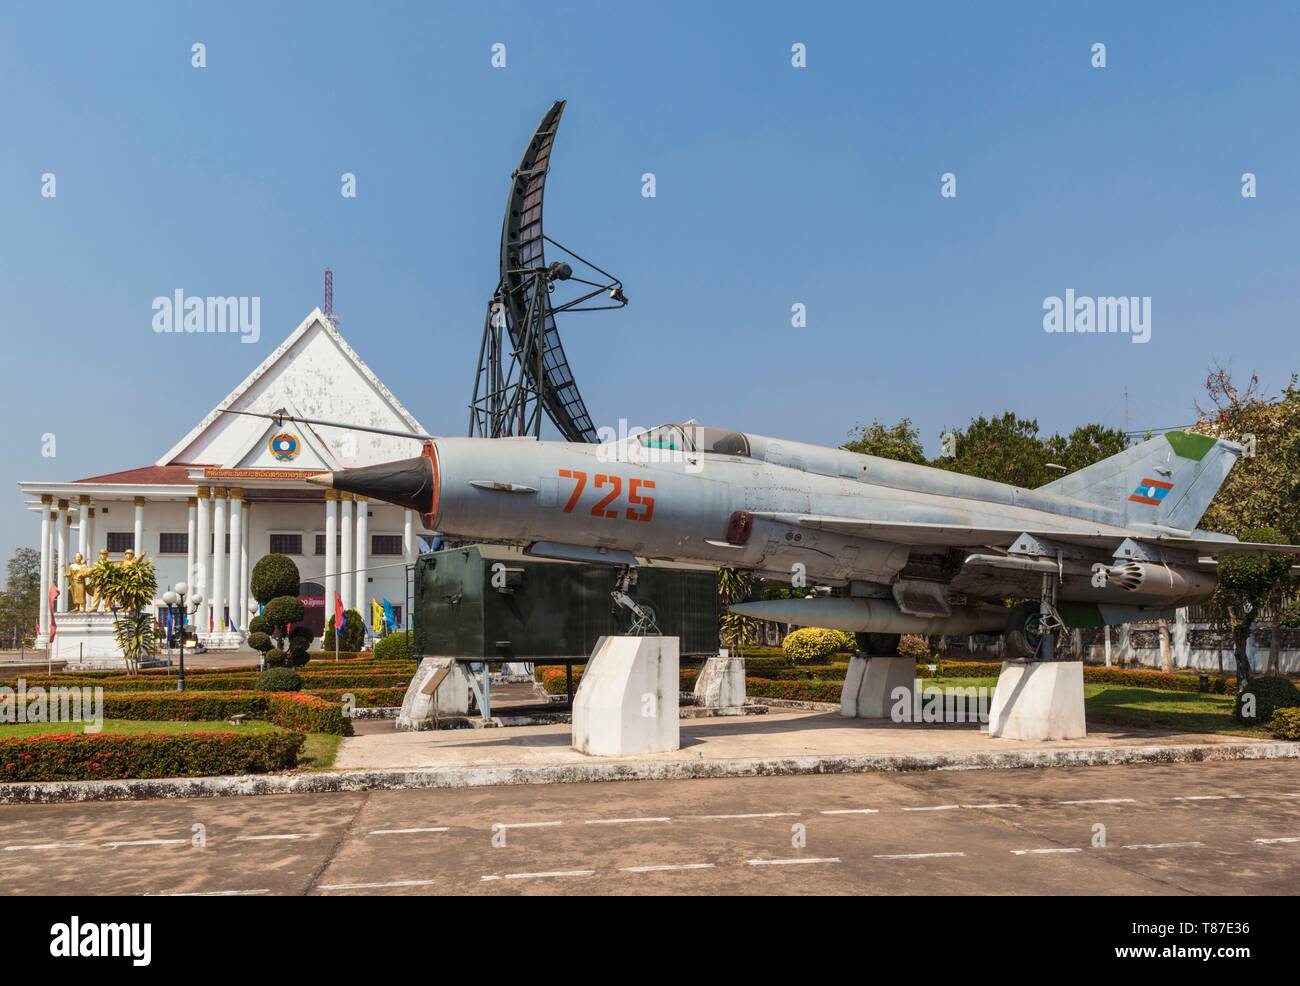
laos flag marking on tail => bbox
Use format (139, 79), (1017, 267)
(1129, 478), (1173, 505)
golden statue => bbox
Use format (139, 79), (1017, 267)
(64, 552), (93, 612)
(87, 548), (112, 613)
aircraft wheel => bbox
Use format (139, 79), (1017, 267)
(855, 632), (901, 656)
(1004, 601), (1056, 660)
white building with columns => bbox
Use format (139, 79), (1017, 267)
(20, 309), (431, 651)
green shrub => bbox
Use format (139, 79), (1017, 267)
(95, 690), (353, 735)
(746, 677), (843, 704)
(782, 628), (856, 664)
(898, 634), (931, 660)
(1235, 674), (1300, 723)
(256, 668), (303, 692)
(1270, 707), (1300, 740)
(247, 615), (271, 636)
(0, 731), (304, 782)
(251, 554), (300, 604)
(373, 634), (413, 662)
(263, 596), (305, 628)
(247, 632), (273, 653)
(324, 610), (365, 653)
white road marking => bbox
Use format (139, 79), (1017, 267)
(234, 833), (320, 842)
(319, 879), (438, 890)
(623, 863), (716, 873)
(1122, 841), (1205, 851)
(963, 803), (1022, 809)
(495, 821), (562, 829)
(1010, 847), (1083, 855)
(102, 838), (189, 849)
(698, 812), (801, 820)
(902, 805), (959, 812)
(165, 888), (271, 897)
(584, 817), (671, 825)
(1254, 837), (1300, 845)
(368, 827), (449, 835)
(1058, 798), (1136, 805)
(820, 808), (880, 815)
(2, 842), (85, 852)
(482, 869), (596, 881)
(746, 857), (840, 866)
(872, 851), (966, 860)
(1174, 795), (1244, 801)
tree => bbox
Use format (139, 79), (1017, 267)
(91, 555), (159, 672)
(0, 547), (39, 648)
(1043, 423), (1131, 475)
(843, 418), (927, 464)
(717, 567), (758, 657)
(1212, 527), (1293, 698)
(250, 554), (312, 667)
(934, 413), (1129, 488)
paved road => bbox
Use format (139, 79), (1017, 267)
(1, 760), (1297, 895)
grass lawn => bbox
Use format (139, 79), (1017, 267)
(0, 719), (281, 739)
(300, 732), (342, 769)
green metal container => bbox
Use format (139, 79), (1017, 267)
(412, 544), (718, 661)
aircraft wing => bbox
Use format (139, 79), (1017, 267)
(749, 512), (1300, 557)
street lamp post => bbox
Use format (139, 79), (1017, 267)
(162, 583), (202, 692)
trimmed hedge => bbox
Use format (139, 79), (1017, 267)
(783, 628), (856, 663)
(25, 670), (413, 693)
(0, 731), (304, 782)
(97, 691), (353, 735)
(746, 678), (843, 704)
(1084, 667), (1233, 693)
(1236, 675), (1300, 723)
(373, 634), (413, 662)
(1270, 707), (1300, 740)
(306, 687), (407, 707)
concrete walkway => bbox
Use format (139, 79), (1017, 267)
(333, 708), (1276, 771)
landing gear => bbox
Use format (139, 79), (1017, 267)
(855, 632), (901, 656)
(1004, 574), (1065, 661)
(611, 567), (661, 636)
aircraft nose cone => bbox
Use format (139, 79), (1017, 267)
(312, 443), (439, 519)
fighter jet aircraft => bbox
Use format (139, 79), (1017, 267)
(300, 419), (1299, 659)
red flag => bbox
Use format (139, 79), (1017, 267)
(47, 584), (59, 643)
(334, 592), (345, 634)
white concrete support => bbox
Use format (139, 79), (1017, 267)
(340, 494), (354, 611)
(37, 495), (52, 643)
(396, 657), (473, 729)
(133, 495), (145, 556)
(211, 488), (227, 632)
(572, 635), (681, 756)
(77, 496), (91, 558)
(840, 655), (914, 719)
(324, 490), (338, 612)
(227, 491), (243, 631)
(56, 500), (69, 613)
(239, 499), (250, 630)
(354, 496), (369, 620)
(195, 487), (210, 633)
(987, 661), (1086, 741)
(84, 508), (95, 561)
(403, 509), (415, 564)
(693, 652), (747, 709)
(185, 497), (197, 595)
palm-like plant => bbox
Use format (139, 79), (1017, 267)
(717, 567), (758, 657)
(92, 555), (159, 672)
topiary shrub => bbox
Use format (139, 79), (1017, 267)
(782, 627), (856, 664)
(324, 610), (365, 653)
(251, 554), (301, 604)
(1235, 674), (1300, 723)
(373, 633), (413, 662)
(247, 631), (273, 654)
(263, 596), (305, 628)
(247, 614), (271, 636)
(256, 667), (303, 692)
(1271, 707), (1300, 740)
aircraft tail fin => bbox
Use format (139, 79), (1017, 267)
(1037, 430), (1242, 531)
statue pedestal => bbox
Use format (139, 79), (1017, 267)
(49, 612), (126, 668)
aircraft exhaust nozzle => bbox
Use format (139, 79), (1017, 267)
(728, 597), (1008, 637)
(306, 441), (439, 521)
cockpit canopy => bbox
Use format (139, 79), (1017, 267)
(634, 424), (752, 458)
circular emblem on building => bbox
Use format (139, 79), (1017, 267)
(269, 432), (301, 462)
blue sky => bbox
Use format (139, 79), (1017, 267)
(3, 1), (1299, 559)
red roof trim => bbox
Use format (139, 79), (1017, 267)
(73, 464), (212, 485)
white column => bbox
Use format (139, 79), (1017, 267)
(340, 494), (354, 611)
(56, 500), (69, 613)
(211, 489), (227, 632)
(133, 496), (146, 556)
(85, 507), (95, 560)
(403, 509), (415, 564)
(186, 497), (197, 592)
(239, 498), (250, 630)
(38, 495), (52, 641)
(195, 487), (210, 633)
(355, 496), (369, 619)
(227, 491), (243, 630)
(77, 496), (91, 558)
(324, 491), (338, 610)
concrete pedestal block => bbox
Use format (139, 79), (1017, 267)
(48, 612), (124, 666)
(840, 655), (915, 719)
(396, 657), (472, 731)
(572, 635), (680, 756)
(988, 660), (1086, 740)
(693, 653), (746, 709)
